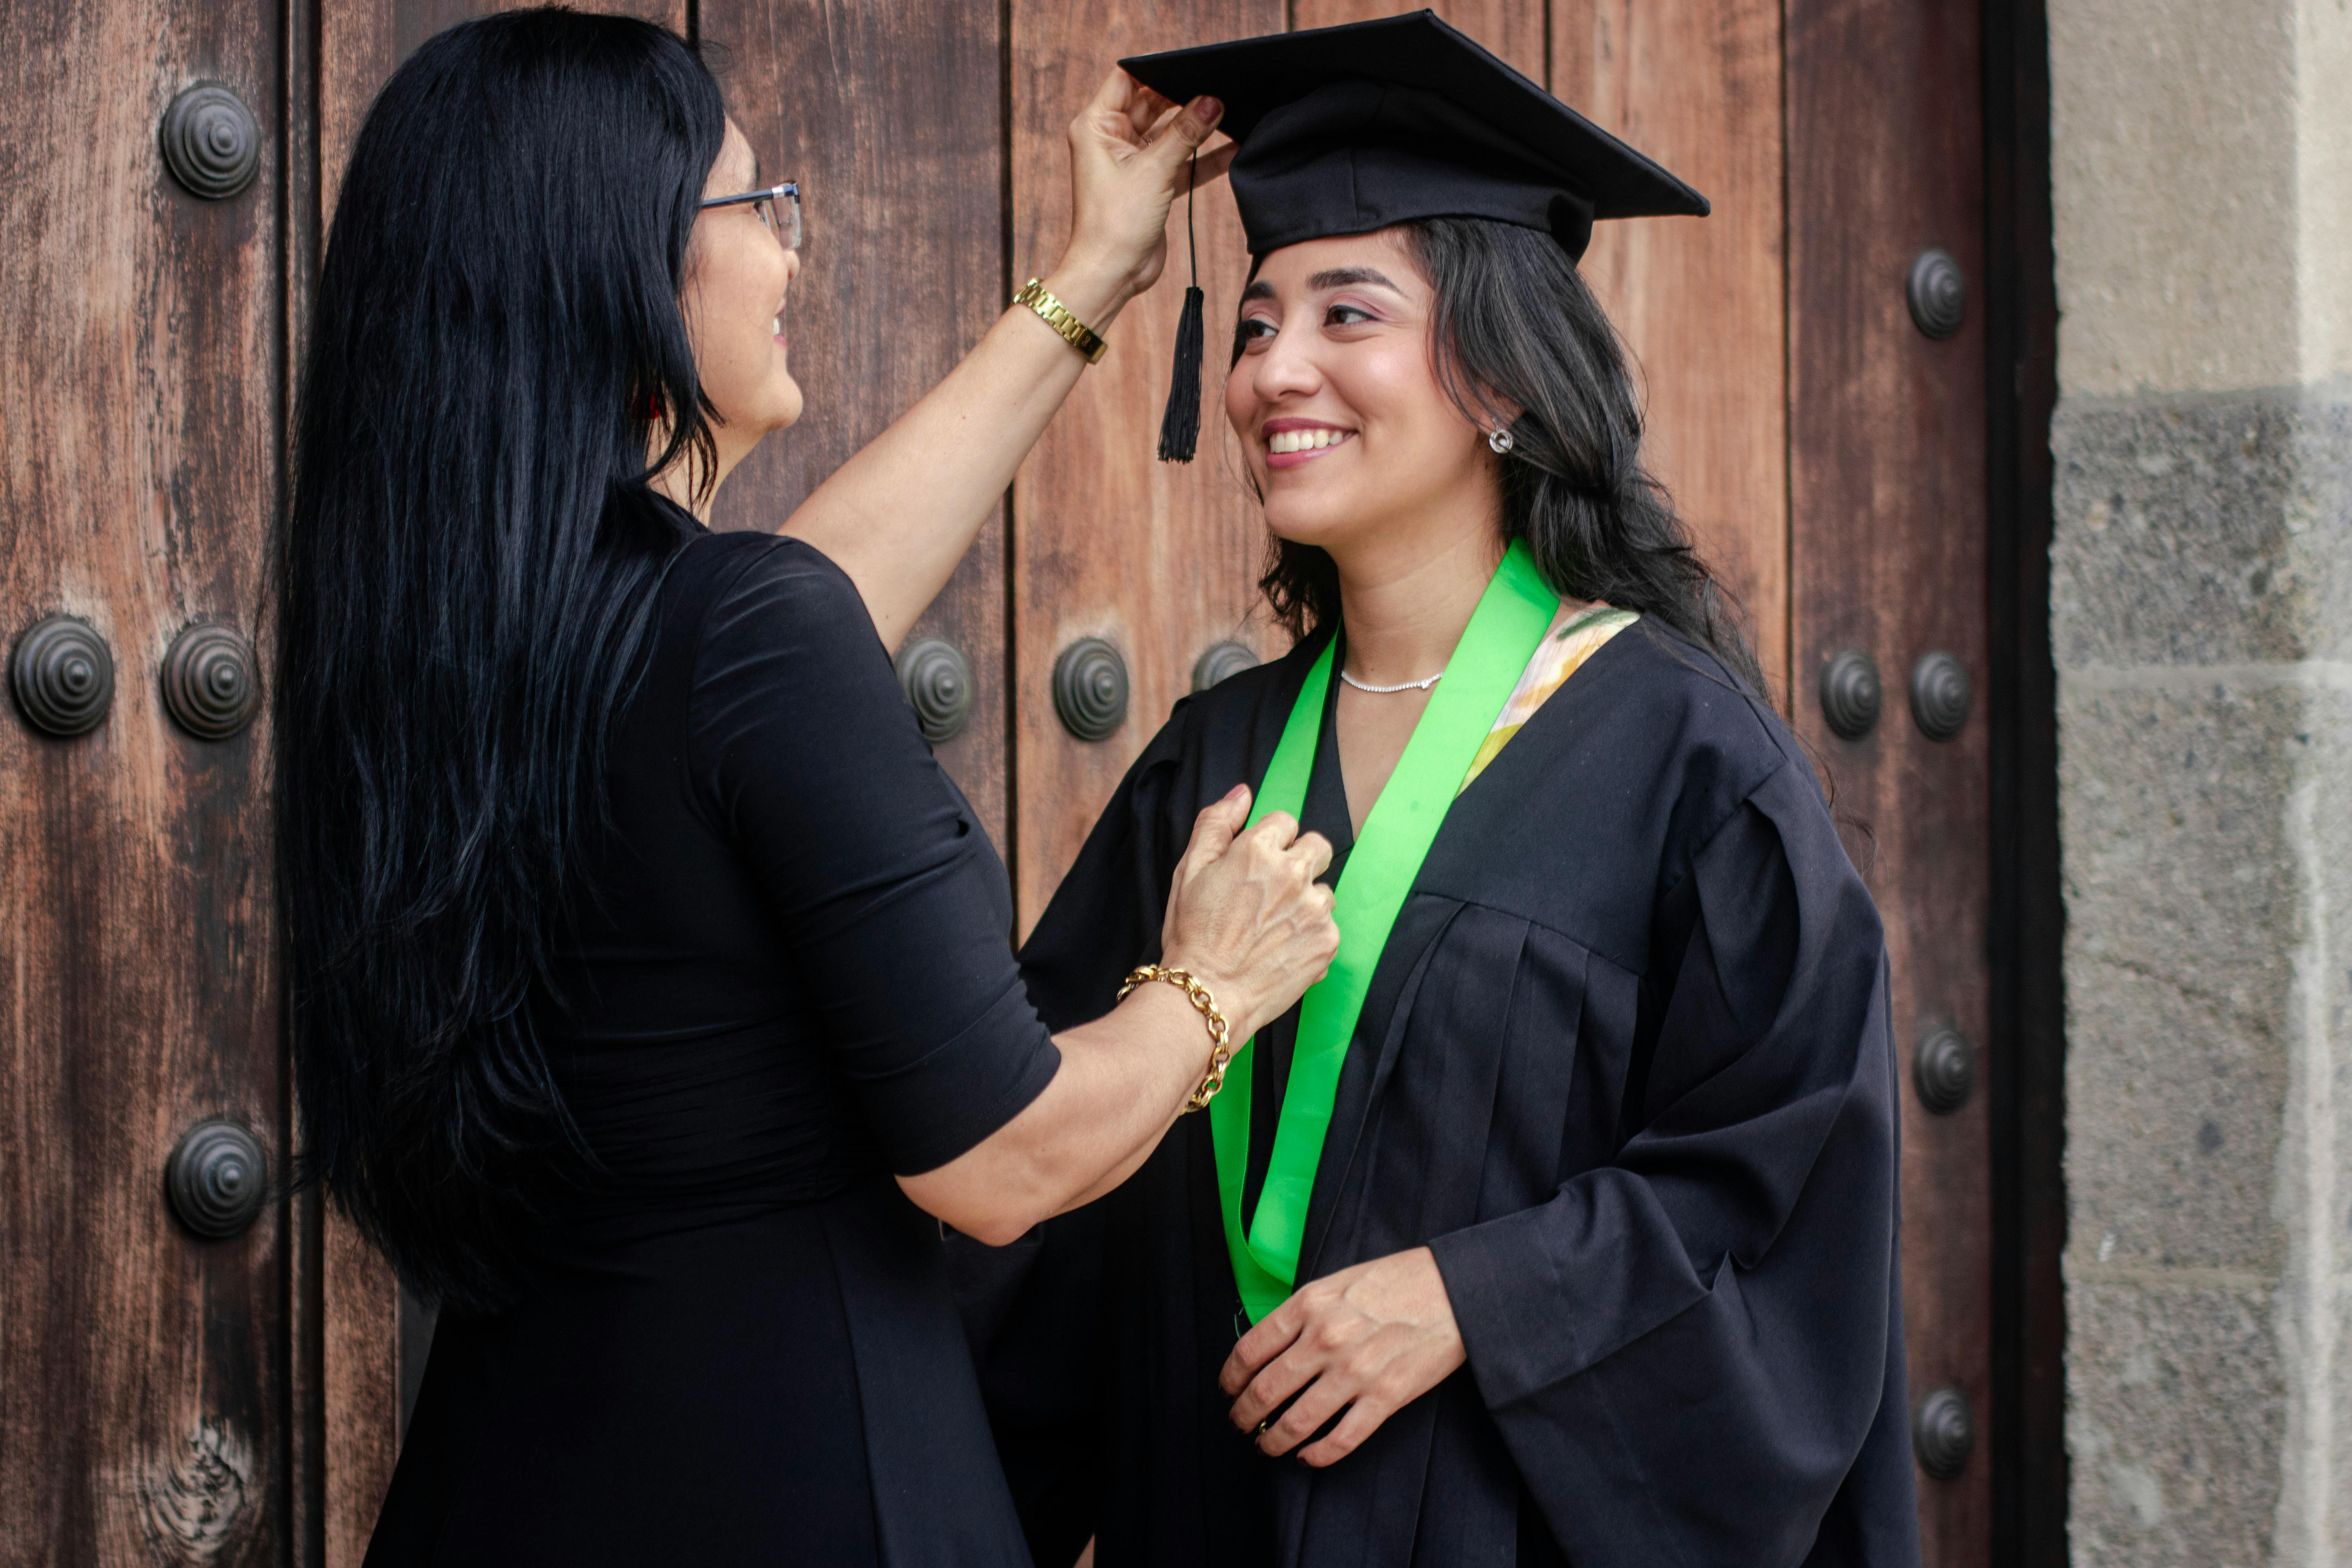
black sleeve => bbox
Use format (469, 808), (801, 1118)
(1426, 760), (1916, 1566)
(1013, 702), (1196, 1028)
(689, 539), (1058, 1175)
(947, 707), (1196, 1564)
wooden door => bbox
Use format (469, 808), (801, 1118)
(1786, 0), (1993, 1559)
(0, 2), (2004, 1562)
(0, 3), (286, 1563)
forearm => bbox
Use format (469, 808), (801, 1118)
(781, 256), (1134, 651)
(895, 980), (1212, 1244)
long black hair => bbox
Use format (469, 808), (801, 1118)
(274, 9), (725, 1312)
(1254, 217), (1764, 694)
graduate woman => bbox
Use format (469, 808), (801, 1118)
(275, 10), (1340, 1564)
(980, 14), (1922, 1567)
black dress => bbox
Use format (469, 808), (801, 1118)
(965, 620), (1921, 1568)
(366, 529), (1056, 1567)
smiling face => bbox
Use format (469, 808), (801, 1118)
(1224, 227), (1501, 570)
(679, 118), (803, 474)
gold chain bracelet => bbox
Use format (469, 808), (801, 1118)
(1117, 964), (1233, 1112)
(1013, 277), (1108, 364)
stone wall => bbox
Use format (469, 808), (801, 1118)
(2049, 0), (2351, 1562)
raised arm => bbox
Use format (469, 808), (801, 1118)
(782, 72), (1233, 650)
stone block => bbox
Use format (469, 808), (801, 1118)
(2048, 0), (2298, 395)
(2065, 1275), (2285, 1568)
(2065, 954), (2290, 1275)
(2050, 394), (2352, 669)
(2059, 680), (2352, 1271)
(2059, 678), (2309, 1002)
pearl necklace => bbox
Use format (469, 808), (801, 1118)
(1339, 667), (1445, 694)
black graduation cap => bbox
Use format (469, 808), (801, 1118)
(1124, 9), (1706, 460)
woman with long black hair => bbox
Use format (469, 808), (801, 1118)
(276, 10), (1337, 1563)
(975, 16), (1920, 1568)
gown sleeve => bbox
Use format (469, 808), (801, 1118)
(1424, 758), (1913, 1566)
(1013, 704), (1195, 1029)
(690, 539), (1060, 1175)
(942, 702), (1214, 1567)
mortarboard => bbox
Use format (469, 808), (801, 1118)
(1122, 10), (1706, 459)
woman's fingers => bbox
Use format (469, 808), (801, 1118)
(1294, 1395), (1393, 1468)
(1143, 93), (1224, 175)
(1180, 785), (1250, 871)
(1081, 68), (1172, 147)
(1229, 1338), (1322, 1436)
(1291, 829), (1335, 882)
(1255, 1367), (1357, 1459)
(1136, 95), (1187, 147)
(1162, 792), (1340, 1039)
(1238, 808), (1301, 853)
(1221, 1299), (1300, 1396)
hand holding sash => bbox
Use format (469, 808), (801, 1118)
(1160, 784), (1341, 1047)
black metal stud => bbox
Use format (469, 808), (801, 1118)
(1909, 651), (1971, 741)
(10, 614), (115, 738)
(1912, 1387), (1975, 1480)
(165, 1120), (269, 1241)
(1193, 640), (1259, 693)
(893, 637), (975, 746)
(1818, 649), (1881, 741)
(1053, 637), (1128, 742)
(161, 85), (261, 200)
(1914, 1023), (1974, 1116)
(1906, 248), (1966, 340)
(161, 622), (260, 740)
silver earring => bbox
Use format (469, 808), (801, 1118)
(1488, 427), (1514, 455)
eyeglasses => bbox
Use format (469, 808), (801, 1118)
(698, 181), (801, 252)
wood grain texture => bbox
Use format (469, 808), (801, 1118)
(1009, 0), (1283, 934)
(1786, 0), (1993, 1560)
(1292, 0), (1544, 79)
(316, 1218), (397, 1568)
(0, 1), (284, 1562)
(701, 0), (1009, 851)
(1552, 0), (1789, 705)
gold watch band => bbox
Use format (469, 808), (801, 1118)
(1013, 277), (1108, 365)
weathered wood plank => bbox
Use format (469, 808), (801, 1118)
(1553, 0), (1789, 705)
(1008, 0), (1283, 933)
(1292, 0), (1543, 79)
(701, 0), (1009, 851)
(0, 1), (284, 1562)
(1786, 0), (1994, 1558)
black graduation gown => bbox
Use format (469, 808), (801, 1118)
(959, 619), (1922, 1568)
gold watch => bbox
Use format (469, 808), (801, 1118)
(1012, 277), (1108, 365)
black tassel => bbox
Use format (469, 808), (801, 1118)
(1158, 151), (1206, 463)
(1157, 284), (1206, 463)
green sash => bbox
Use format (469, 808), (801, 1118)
(1211, 542), (1558, 1322)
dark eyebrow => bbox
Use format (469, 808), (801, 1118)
(1308, 266), (1402, 293)
(1240, 266), (1403, 304)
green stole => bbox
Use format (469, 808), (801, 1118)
(1210, 542), (1558, 1322)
